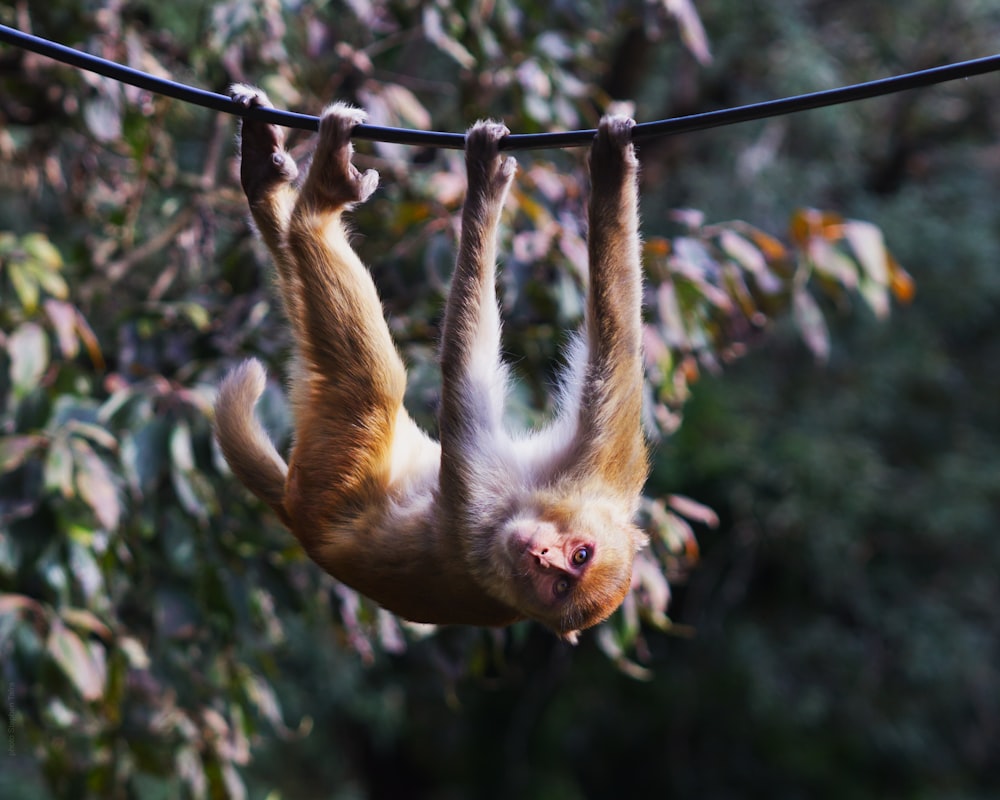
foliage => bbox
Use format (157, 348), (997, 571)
(2, 0), (997, 797)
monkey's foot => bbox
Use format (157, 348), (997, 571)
(590, 114), (638, 191)
(465, 120), (517, 202)
(305, 103), (378, 208)
(231, 84), (299, 200)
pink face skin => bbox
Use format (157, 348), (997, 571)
(507, 521), (595, 607)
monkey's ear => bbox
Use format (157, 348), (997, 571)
(560, 629), (581, 646)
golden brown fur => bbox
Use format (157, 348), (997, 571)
(215, 85), (648, 640)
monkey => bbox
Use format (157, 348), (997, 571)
(215, 84), (648, 641)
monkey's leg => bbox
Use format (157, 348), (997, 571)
(438, 122), (516, 510)
(283, 105), (408, 533)
(570, 116), (648, 498)
(230, 84), (304, 332)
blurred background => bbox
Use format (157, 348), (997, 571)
(2, 1), (999, 797)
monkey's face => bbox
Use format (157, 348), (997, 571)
(497, 496), (646, 639)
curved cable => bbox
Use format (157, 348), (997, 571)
(2, 23), (999, 150)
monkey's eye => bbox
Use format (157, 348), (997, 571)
(571, 546), (591, 566)
(553, 577), (572, 598)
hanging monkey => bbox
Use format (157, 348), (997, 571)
(215, 85), (648, 641)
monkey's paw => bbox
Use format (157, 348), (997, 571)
(591, 114), (638, 187)
(465, 120), (517, 196)
(312, 103), (378, 205)
(231, 84), (298, 193)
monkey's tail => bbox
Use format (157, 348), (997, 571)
(214, 359), (292, 527)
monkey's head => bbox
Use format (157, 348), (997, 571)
(491, 492), (648, 643)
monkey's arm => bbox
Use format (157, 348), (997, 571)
(229, 85), (305, 337)
(438, 123), (517, 515)
(571, 117), (648, 500)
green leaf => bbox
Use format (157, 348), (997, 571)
(21, 232), (64, 270)
(122, 418), (170, 493)
(7, 261), (40, 313)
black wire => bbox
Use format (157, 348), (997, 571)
(2, 22), (999, 151)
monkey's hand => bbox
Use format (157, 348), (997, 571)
(230, 84), (299, 202)
(590, 114), (638, 193)
(306, 103), (379, 210)
(464, 121), (517, 207)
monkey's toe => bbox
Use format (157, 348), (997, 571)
(591, 114), (638, 177)
(597, 114), (636, 148)
(466, 120), (510, 156)
(466, 121), (516, 192)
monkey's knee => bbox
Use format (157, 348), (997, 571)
(231, 84), (299, 202)
(302, 104), (379, 209)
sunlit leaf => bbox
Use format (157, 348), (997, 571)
(810, 237), (857, 288)
(668, 493), (720, 528)
(888, 256), (916, 304)
(73, 309), (105, 370)
(644, 237), (671, 258)
(44, 436), (75, 498)
(47, 618), (106, 701)
(422, 5), (474, 67)
(43, 299), (80, 359)
(9, 322), (49, 397)
(661, 509), (696, 555)
(8, 261), (40, 312)
(0, 434), (46, 472)
(793, 287), (831, 361)
(663, 0), (712, 64)
(0, 593), (44, 617)
(673, 236), (718, 278)
(243, 672), (291, 733)
(656, 282), (688, 349)
(72, 438), (121, 531)
(61, 607), (113, 640)
(596, 626), (653, 681)
(632, 550), (672, 621)
(67, 419), (119, 452)
(790, 208), (843, 247)
(119, 635), (151, 669)
(83, 89), (123, 143)
(859, 276), (890, 319)
(21, 231), (63, 269)
(720, 229), (766, 275)
(170, 421), (196, 472)
(744, 225), (788, 261)
(25, 253), (69, 300)
(177, 302), (211, 331)
(67, 541), (105, 603)
(843, 220), (889, 285)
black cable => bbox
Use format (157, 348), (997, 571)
(2, 22), (999, 151)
